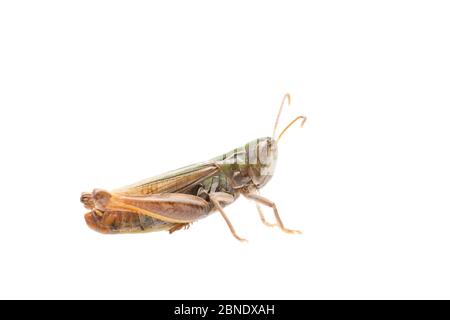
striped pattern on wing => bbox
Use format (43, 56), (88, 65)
(113, 161), (219, 196)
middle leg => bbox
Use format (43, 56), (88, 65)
(209, 192), (247, 242)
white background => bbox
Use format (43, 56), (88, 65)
(0, 1), (449, 299)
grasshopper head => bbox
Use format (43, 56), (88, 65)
(247, 137), (278, 189)
(251, 92), (306, 189)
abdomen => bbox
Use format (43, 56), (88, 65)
(85, 210), (174, 234)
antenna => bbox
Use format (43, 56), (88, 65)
(272, 93), (306, 142)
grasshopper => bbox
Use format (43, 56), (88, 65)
(81, 93), (306, 241)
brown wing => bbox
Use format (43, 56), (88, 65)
(113, 161), (219, 196)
